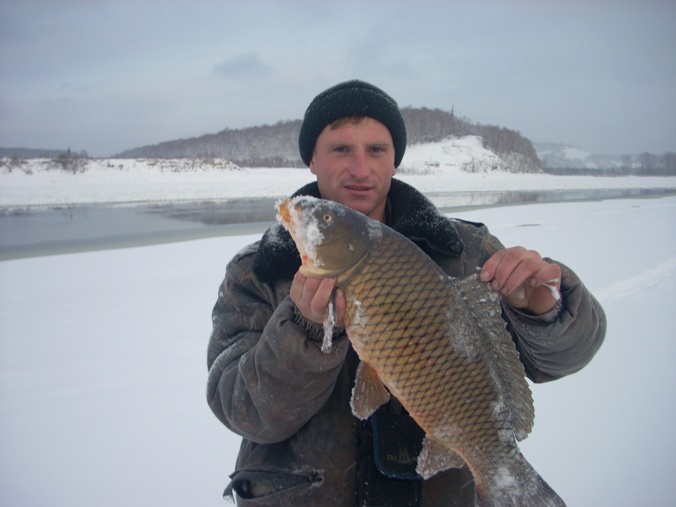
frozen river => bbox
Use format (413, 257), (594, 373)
(1, 187), (673, 260)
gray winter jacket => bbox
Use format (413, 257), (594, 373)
(206, 179), (606, 506)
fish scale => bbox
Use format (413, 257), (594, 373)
(346, 232), (494, 433)
(348, 243), (524, 495)
(277, 196), (566, 506)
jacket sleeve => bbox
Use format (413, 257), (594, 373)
(502, 259), (606, 382)
(206, 245), (349, 444)
(478, 226), (607, 383)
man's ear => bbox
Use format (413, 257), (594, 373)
(309, 154), (318, 175)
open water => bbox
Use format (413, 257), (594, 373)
(1, 188), (673, 260)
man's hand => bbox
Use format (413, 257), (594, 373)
(480, 246), (561, 316)
(290, 272), (346, 328)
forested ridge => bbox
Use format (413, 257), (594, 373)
(113, 107), (543, 172)
(3, 106), (673, 175)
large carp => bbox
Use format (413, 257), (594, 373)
(276, 195), (566, 507)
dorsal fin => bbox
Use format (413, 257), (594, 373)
(452, 273), (535, 440)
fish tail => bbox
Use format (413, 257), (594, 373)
(474, 455), (566, 507)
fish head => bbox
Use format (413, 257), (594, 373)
(275, 196), (372, 278)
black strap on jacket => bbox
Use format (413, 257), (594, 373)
(355, 399), (425, 507)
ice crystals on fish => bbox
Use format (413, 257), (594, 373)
(275, 195), (567, 506)
(321, 295), (335, 353)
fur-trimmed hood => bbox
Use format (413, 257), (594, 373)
(252, 179), (464, 285)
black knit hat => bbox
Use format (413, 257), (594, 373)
(298, 79), (407, 168)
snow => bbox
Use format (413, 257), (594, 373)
(2, 146), (675, 209)
(562, 146), (591, 161)
(277, 196), (324, 269)
(399, 136), (505, 173)
(1, 163), (675, 507)
(322, 297), (335, 354)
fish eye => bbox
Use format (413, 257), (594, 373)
(323, 213), (333, 223)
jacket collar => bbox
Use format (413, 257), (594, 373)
(252, 178), (464, 285)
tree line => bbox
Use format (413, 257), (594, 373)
(544, 151), (676, 176)
(114, 107), (544, 172)
(3, 107), (673, 176)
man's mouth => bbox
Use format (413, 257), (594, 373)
(345, 185), (372, 192)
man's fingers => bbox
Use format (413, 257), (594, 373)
(481, 247), (562, 315)
(310, 278), (336, 314)
(290, 272), (339, 325)
(482, 247), (539, 295)
(480, 246), (521, 285)
(530, 262), (562, 289)
(333, 288), (346, 328)
(500, 256), (545, 296)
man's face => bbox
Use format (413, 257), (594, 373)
(310, 117), (396, 223)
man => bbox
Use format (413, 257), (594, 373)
(207, 80), (606, 506)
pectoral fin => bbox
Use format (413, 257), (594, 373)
(350, 361), (390, 420)
(416, 436), (466, 480)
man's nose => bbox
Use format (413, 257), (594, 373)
(348, 150), (369, 179)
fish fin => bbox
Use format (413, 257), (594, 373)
(350, 361), (390, 420)
(475, 452), (567, 507)
(416, 435), (466, 480)
(453, 273), (535, 440)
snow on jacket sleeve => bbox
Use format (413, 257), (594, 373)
(206, 244), (350, 444)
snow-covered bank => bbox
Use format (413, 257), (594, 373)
(1, 196), (675, 507)
(2, 152), (675, 209)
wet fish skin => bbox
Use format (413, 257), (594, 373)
(276, 196), (566, 507)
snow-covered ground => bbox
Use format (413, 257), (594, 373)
(2, 138), (675, 209)
(1, 162), (675, 506)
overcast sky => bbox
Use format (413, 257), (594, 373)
(1, 0), (674, 157)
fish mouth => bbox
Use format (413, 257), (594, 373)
(275, 198), (324, 277)
(276, 198), (293, 226)
(276, 196), (364, 279)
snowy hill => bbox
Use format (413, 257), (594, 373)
(534, 142), (625, 169)
(401, 136), (544, 174)
(401, 136), (508, 173)
(2, 144), (675, 209)
(101, 107), (544, 172)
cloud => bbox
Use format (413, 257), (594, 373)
(1, 1), (674, 156)
(39, 96), (78, 110)
(212, 53), (271, 79)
